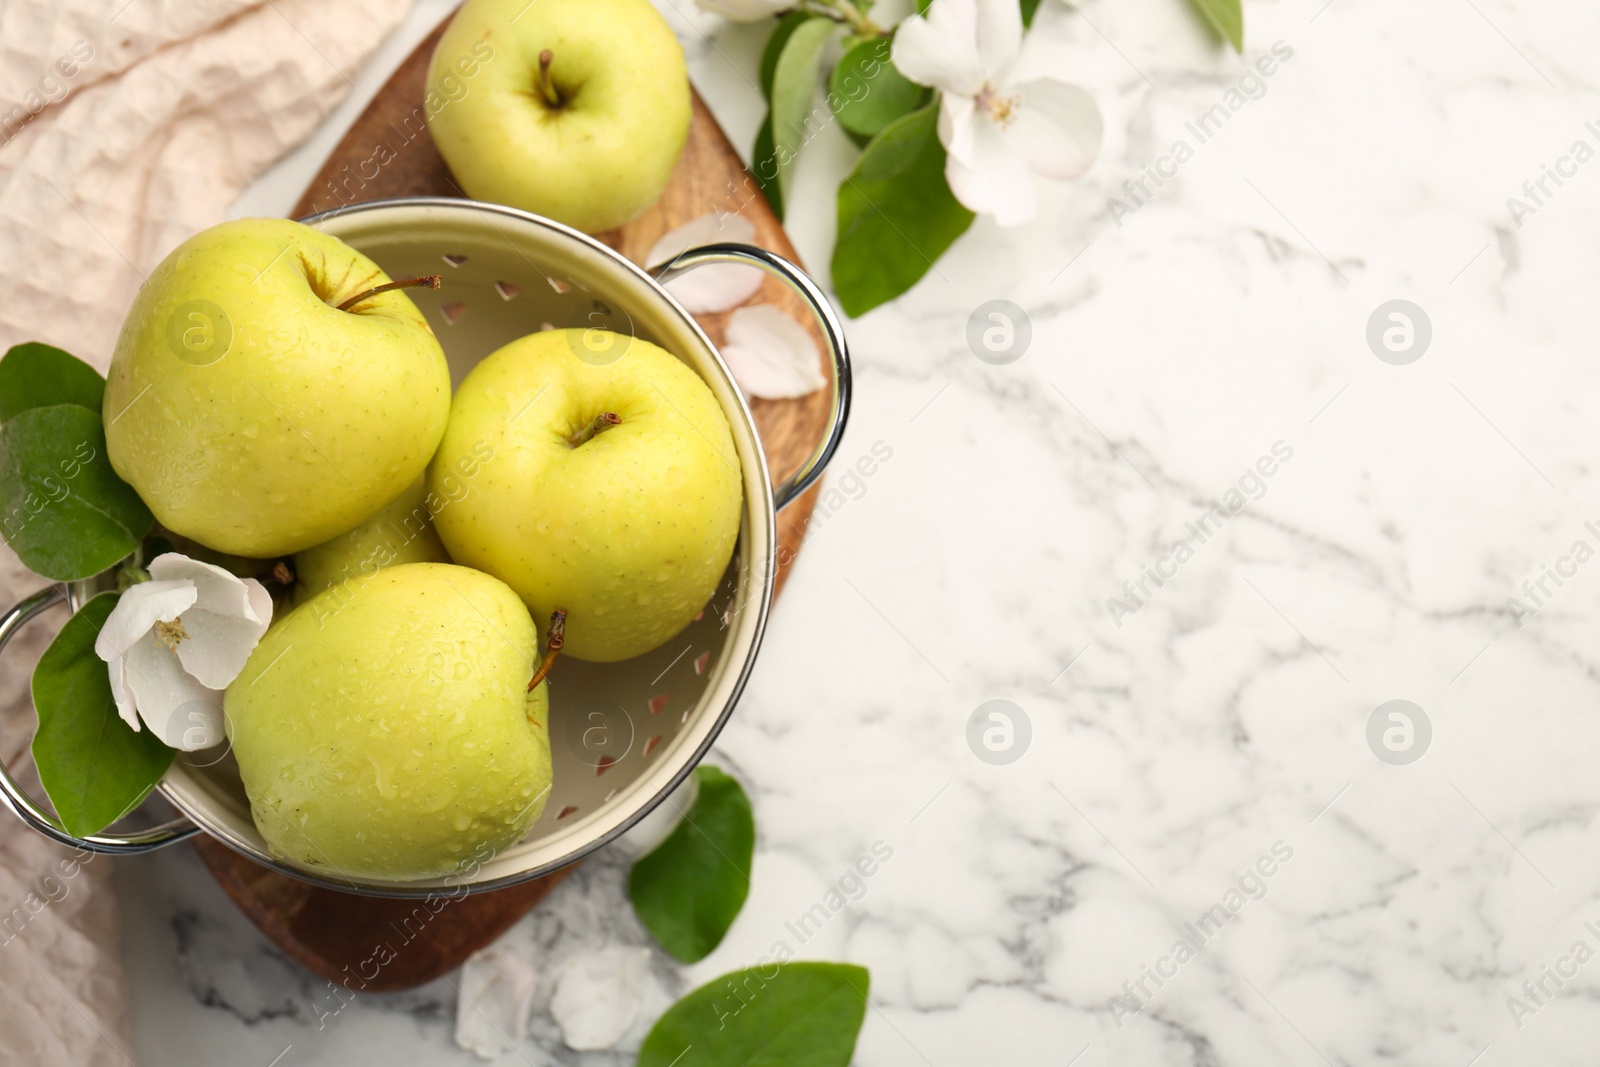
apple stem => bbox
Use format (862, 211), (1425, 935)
(271, 560), (295, 586)
(335, 275), (442, 313)
(536, 49), (563, 109)
(567, 411), (621, 448)
(528, 609), (567, 691)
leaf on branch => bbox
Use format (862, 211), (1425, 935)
(831, 36), (930, 140)
(769, 16), (840, 208)
(831, 103), (975, 317)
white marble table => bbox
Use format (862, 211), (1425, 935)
(119, 0), (1600, 1063)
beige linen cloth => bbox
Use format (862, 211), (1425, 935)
(0, 0), (411, 1062)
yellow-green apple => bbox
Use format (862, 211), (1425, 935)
(225, 563), (553, 881)
(426, 0), (691, 234)
(429, 329), (741, 662)
(292, 474), (449, 607)
(104, 218), (451, 558)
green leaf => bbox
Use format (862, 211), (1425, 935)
(770, 16), (840, 207)
(32, 592), (175, 837)
(752, 110), (784, 219)
(638, 963), (870, 1067)
(831, 37), (931, 140)
(0, 404), (154, 580)
(1021, 0), (1043, 26)
(0, 343), (105, 421)
(760, 10), (819, 101)
(629, 764), (754, 963)
(832, 103), (975, 318)
(1188, 0), (1243, 51)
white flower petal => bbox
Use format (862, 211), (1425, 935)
(123, 634), (225, 750)
(110, 658), (140, 733)
(939, 92), (978, 165)
(694, 0), (789, 21)
(149, 553), (268, 625)
(144, 553), (272, 688)
(550, 947), (655, 1051)
(945, 116), (1038, 225)
(1008, 78), (1104, 179)
(648, 214), (765, 314)
(976, 0), (1024, 80)
(647, 212), (756, 260)
(93, 581), (197, 661)
(245, 581), (273, 633)
(892, 0), (985, 96)
(720, 305), (826, 399)
(665, 267), (765, 314)
(173, 607), (269, 689)
(455, 944), (536, 1059)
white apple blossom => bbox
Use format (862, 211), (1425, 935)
(892, 0), (1103, 225)
(694, 0), (791, 21)
(93, 553), (273, 751)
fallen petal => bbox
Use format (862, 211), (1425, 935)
(550, 947), (655, 1051)
(719, 305), (826, 399)
(454, 943), (537, 1060)
(648, 213), (763, 314)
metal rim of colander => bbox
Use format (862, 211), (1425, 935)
(0, 195), (856, 898)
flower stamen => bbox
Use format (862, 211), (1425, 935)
(154, 618), (189, 651)
(976, 85), (1022, 128)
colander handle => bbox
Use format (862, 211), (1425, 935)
(649, 243), (852, 512)
(0, 585), (199, 854)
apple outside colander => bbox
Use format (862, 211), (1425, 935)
(0, 197), (851, 898)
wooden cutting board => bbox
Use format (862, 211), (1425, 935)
(192, 12), (833, 992)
